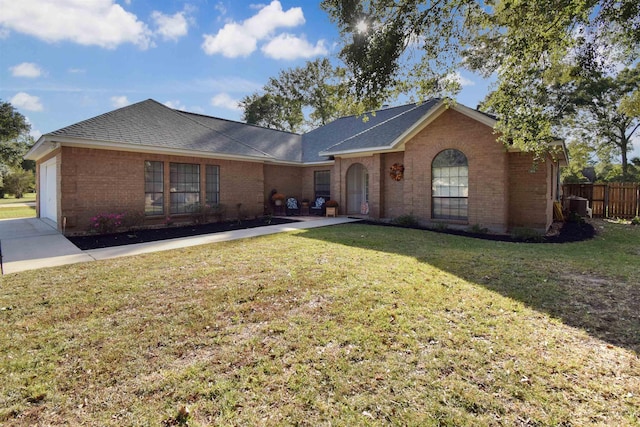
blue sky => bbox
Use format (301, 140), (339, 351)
(0, 0), (492, 140)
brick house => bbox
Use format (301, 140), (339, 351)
(25, 98), (567, 234)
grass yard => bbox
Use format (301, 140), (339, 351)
(0, 193), (36, 219)
(0, 192), (36, 205)
(0, 205), (36, 219)
(1, 220), (638, 426)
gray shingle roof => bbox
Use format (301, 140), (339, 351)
(46, 99), (279, 160)
(41, 98), (452, 163)
(302, 100), (441, 161)
(177, 110), (302, 162)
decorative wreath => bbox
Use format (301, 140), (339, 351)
(389, 163), (405, 181)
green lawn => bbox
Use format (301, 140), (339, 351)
(0, 205), (36, 219)
(1, 221), (638, 426)
(0, 192), (36, 219)
(0, 192), (35, 205)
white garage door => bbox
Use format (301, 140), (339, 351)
(39, 158), (57, 223)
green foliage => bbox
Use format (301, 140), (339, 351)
(510, 227), (544, 242)
(321, 0), (640, 158)
(468, 223), (488, 234)
(391, 213), (420, 227)
(188, 202), (226, 224)
(122, 211), (146, 231)
(562, 65), (640, 180)
(631, 216), (640, 225)
(241, 58), (364, 132)
(0, 100), (32, 168)
(0, 100), (31, 142)
(2, 168), (34, 198)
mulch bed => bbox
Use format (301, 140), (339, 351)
(68, 217), (299, 250)
(68, 216), (596, 251)
(355, 219), (596, 244)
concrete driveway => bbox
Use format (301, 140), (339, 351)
(0, 218), (93, 275)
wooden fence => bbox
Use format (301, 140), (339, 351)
(562, 183), (640, 219)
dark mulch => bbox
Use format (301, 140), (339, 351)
(68, 217), (300, 250)
(354, 219), (596, 243)
(68, 216), (596, 251)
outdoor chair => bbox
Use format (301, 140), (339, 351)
(286, 197), (300, 215)
(310, 196), (325, 215)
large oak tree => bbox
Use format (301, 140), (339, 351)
(321, 0), (639, 157)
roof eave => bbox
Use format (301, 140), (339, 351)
(27, 136), (276, 163)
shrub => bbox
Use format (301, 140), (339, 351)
(89, 213), (125, 234)
(122, 211), (145, 231)
(468, 224), (489, 234)
(511, 227), (544, 242)
(632, 216), (640, 225)
(392, 214), (420, 227)
(432, 221), (449, 231)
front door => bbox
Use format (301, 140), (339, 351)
(346, 163), (369, 215)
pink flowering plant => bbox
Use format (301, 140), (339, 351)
(89, 213), (125, 234)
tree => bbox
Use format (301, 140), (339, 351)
(241, 58), (364, 132)
(320, 0), (640, 157)
(1, 100), (32, 168)
(3, 168), (34, 198)
(564, 66), (640, 180)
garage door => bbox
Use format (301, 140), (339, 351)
(39, 158), (57, 223)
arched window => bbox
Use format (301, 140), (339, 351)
(432, 149), (468, 220)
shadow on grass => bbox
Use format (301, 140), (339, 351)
(295, 221), (640, 354)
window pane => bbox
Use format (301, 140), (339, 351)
(144, 161), (163, 216)
(314, 170), (330, 199)
(432, 150), (468, 220)
(206, 165), (220, 205)
(170, 163), (200, 214)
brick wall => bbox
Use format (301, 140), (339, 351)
(508, 152), (553, 231)
(264, 164), (303, 206)
(58, 147), (265, 233)
(382, 152), (406, 218)
(404, 109), (509, 232)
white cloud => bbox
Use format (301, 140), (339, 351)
(261, 34), (328, 60)
(202, 0), (304, 58)
(10, 92), (43, 112)
(111, 96), (130, 108)
(164, 100), (186, 110)
(0, 0), (152, 49)
(30, 128), (42, 140)
(214, 2), (227, 17)
(211, 93), (241, 111)
(68, 68), (86, 74)
(442, 71), (476, 88)
(152, 10), (189, 41)
(10, 62), (43, 78)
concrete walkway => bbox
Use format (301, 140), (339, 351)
(0, 216), (360, 275)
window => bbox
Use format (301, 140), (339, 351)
(144, 161), (164, 215)
(314, 170), (330, 199)
(170, 163), (200, 214)
(432, 149), (468, 220)
(206, 165), (220, 205)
